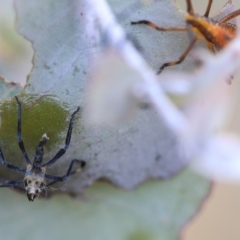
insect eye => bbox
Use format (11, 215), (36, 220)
(28, 180), (32, 184)
(35, 181), (39, 185)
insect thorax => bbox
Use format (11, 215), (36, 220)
(186, 14), (237, 50)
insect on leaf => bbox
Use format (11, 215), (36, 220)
(10, 0), (193, 191)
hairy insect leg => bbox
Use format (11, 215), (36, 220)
(42, 107), (80, 168)
(0, 146), (26, 173)
(0, 178), (25, 191)
(131, 20), (187, 32)
(157, 37), (198, 74)
(186, 0), (194, 15)
(15, 96), (31, 165)
(204, 0), (213, 17)
(46, 168), (84, 187)
(44, 159), (86, 185)
(0, 185), (25, 191)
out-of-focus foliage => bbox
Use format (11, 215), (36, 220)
(0, 1), (32, 85)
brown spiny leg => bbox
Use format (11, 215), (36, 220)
(204, 0), (213, 17)
(131, 20), (187, 32)
(131, 20), (190, 74)
(220, 9), (240, 23)
(157, 37), (198, 74)
(186, 0), (194, 15)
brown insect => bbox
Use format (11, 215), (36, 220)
(131, 0), (240, 74)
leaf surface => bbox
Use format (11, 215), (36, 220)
(8, 0), (192, 189)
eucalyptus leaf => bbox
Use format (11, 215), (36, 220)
(0, 77), (22, 100)
(0, 0), (213, 239)
(7, 0), (191, 191)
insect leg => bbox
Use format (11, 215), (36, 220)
(204, 0), (213, 17)
(0, 146), (26, 173)
(0, 178), (25, 191)
(131, 20), (186, 32)
(186, 0), (194, 15)
(15, 96), (31, 165)
(42, 107), (80, 168)
(220, 9), (240, 23)
(44, 159), (86, 186)
(157, 37), (197, 74)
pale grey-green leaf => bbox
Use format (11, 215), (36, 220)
(0, 78), (22, 100)
(11, 0), (190, 190)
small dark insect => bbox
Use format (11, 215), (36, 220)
(0, 96), (86, 202)
(131, 0), (240, 74)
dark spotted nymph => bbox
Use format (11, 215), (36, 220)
(0, 96), (86, 202)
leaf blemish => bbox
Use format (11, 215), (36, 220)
(74, 66), (80, 73)
(155, 154), (161, 161)
(43, 64), (51, 70)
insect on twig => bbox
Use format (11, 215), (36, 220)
(131, 0), (240, 74)
(0, 96), (86, 202)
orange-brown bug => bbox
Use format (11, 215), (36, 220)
(131, 0), (240, 74)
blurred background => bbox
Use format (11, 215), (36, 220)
(1, 0), (240, 239)
(178, 1), (240, 240)
(0, 1), (32, 86)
